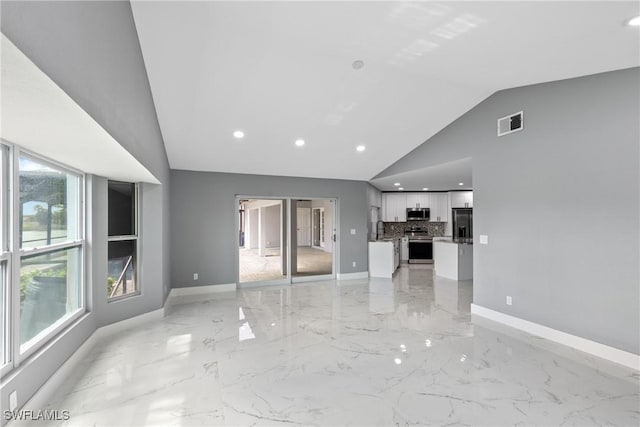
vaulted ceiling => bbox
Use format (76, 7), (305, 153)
(131, 1), (640, 182)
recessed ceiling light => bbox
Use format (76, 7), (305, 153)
(295, 139), (305, 147)
(394, 183), (401, 186)
(398, 187), (404, 191)
(422, 187), (429, 191)
(458, 182), (464, 186)
(628, 16), (640, 26)
(352, 60), (365, 70)
(356, 145), (366, 152)
(233, 130), (244, 139)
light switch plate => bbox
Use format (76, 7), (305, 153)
(193, 273), (198, 280)
(479, 235), (489, 245)
(9, 390), (17, 411)
(350, 229), (356, 235)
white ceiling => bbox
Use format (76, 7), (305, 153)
(370, 157), (472, 191)
(131, 1), (640, 182)
(1, 35), (159, 184)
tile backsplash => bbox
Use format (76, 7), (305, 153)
(384, 221), (445, 238)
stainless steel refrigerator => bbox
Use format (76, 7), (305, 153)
(452, 208), (473, 240)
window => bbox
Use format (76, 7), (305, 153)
(19, 246), (81, 344)
(17, 154), (84, 355)
(107, 181), (138, 299)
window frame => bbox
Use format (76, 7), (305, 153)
(9, 146), (86, 364)
(0, 142), (11, 377)
(107, 181), (139, 302)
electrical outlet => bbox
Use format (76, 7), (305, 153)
(193, 273), (198, 280)
(506, 296), (512, 306)
(480, 235), (489, 245)
(9, 390), (17, 411)
(352, 261), (356, 268)
(350, 228), (356, 235)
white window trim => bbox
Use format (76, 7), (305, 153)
(2, 142), (87, 369)
(0, 142), (10, 376)
(0, 256), (11, 378)
(107, 181), (139, 302)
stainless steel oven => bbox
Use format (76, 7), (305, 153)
(408, 239), (433, 263)
(406, 228), (433, 263)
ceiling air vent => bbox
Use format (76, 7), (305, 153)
(497, 111), (523, 136)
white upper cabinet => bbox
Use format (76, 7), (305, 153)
(406, 193), (430, 209)
(382, 194), (407, 222)
(428, 193), (449, 222)
(382, 191), (471, 222)
(450, 191), (473, 208)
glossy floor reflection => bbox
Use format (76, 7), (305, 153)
(35, 265), (639, 426)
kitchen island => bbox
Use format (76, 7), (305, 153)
(368, 238), (400, 278)
(433, 238), (473, 281)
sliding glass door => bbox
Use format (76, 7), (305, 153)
(237, 197), (336, 285)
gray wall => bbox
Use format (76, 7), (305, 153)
(1, 0), (171, 418)
(375, 68), (640, 354)
(171, 171), (369, 287)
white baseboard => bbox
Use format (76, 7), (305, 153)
(169, 283), (236, 297)
(337, 271), (369, 280)
(471, 304), (640, 371)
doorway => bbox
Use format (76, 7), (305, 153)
(237, 197), (336, 285)
(238, 199), (288, 284)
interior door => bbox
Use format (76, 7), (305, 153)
(312, 208), (321, 246)
(297, 207), (311, 246)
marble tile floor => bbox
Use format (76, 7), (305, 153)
(25, 265), (639, 426)
(239, 247), (333, 283)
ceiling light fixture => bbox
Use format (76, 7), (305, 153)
(398, 187), (404, 191)
(356, 145), (366, 152)
(628, 16), (640, 26)
(394, 183), (401, 186)
(458, 182), (464, 186)
(352, 59), (365, 70)
(233, 130), (245, 139)
(295, 139), (305, 147)
(422, 187), (429, 191)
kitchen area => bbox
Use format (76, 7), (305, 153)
(368, 186), (474, 280)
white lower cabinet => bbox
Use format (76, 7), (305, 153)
(369, 239), (400, 278)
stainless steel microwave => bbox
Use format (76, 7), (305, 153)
(407, 208), (430, 221)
